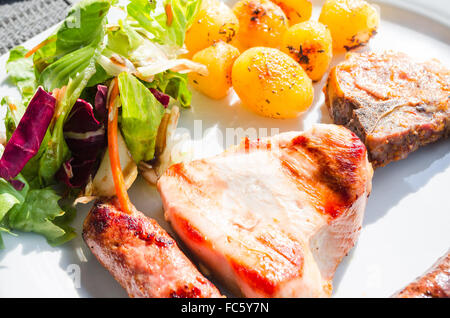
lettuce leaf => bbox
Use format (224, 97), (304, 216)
(35, 0), (111, 91)
(33, 0), (111, 73)
(6, 187), (76, 245)
(146, 70), (191, 107)
(127, 0), (201, 48)
(0, 147), (75, 248)
(6, 46), (36, 103)
(39, 45), (98, 92)
(107, 19), (144, 58)
(0, 173), (28, 247)
(0, 175), (27, 223)
(2, 96), (25, 142)
(56, 0), (111, 53)
(118, 72), (165, 163)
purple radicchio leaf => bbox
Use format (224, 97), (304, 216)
(94, 84), (108, 123)
(57, 97), (106, 188)
(63, 99), (106, 159)
(10, 179), (25, 191)
(56, 157), (97, 188)
(150, 88), (170, 108)
(0, 87), (55, 189)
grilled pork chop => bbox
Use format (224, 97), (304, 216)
(325, 51), (450, 167)
(393, 251), (450, 298)
(158, 124), (373, 297)
(83, 199), (222, 298)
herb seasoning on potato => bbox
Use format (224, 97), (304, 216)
(319, 0), (379, 52)
(232, 0), (288, 49)
(282, 21), (333, 81)
(184, 0), (239, 57)
(232, 47), (314, 118)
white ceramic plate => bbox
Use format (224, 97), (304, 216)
(0, 0), (449, 298)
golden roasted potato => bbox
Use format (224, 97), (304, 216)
(189, 41), (240, 99)
(282, 21), (333, 81)
(232, 47), (313, 118)
(184, 0), (239, 57)
(232, 0), (288, 49)
(319, 0), (379, 52)
(272, 0), (312, 25)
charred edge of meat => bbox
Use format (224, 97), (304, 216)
(349, 104), (450, 168)
(88, 201), (174, 247)
(169, 284), (203, 298)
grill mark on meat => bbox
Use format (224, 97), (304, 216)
(280, 156), (323, 205)
(224, 233), (302, 297)
(229, 258), (278, 296)
(280, 135), (363, 218)
(256, 231), (304, 269)
(172, 212), (208, 245)
(166, 162), (194, 185)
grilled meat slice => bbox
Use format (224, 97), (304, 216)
(83, 199), (222, 298)
(393, 251), (450, 298)
(325, 51), (450, 168)
(158, 124), (373, 297)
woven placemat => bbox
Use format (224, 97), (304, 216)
(0, 0), (78, 55)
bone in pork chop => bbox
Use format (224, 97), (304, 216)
(83, 199), (222, 298)
(158, 124), (373, 297)
(325, 51), (450, 168)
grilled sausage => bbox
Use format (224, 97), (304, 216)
(83, 199), (222, 298)
(393, 251), (450, 298)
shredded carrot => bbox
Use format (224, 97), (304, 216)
(52, 87), (61, 101)
(107, 77), (133, 215)
(25, 37), (56, 58)
(52, 85), (67, 122)
(165, 4), (173, 26)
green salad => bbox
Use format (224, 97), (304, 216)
(0, 0), (205, 248)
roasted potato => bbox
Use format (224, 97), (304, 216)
(232, 47), (313, 118)
(232, 0), (288, 49)
(319, 0), (379, 52)
(282, 21), (333, 81)
(184, 0), (239, 57)
(272, 0), (312, 25)
(189, 41), (240, 99)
